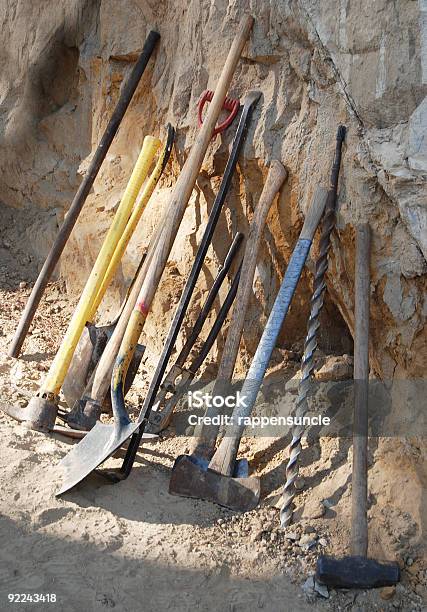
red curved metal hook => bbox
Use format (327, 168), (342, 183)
(197, 89), (240, 138)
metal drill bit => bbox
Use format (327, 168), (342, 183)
(280, 125), (346, 527)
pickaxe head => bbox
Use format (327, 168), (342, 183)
(2, 395), (58, 432)
(316, 555), (400, 589)
(168, 454), (260, 512)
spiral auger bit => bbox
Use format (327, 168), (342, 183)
(280, 124), (346, 528)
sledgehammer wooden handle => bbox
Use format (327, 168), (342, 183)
(191, 161), (287, 459)
(218, 160), (288, 381)
(351, 223), (371, 557)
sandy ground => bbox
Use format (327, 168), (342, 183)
(0, 231), (425, 611)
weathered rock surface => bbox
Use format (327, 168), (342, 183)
(0, 0), (425, 381)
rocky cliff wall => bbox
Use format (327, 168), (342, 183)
(0, 0), (426, 380)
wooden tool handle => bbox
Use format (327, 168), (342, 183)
(218, 160), (288, 380)
(351, 223), (371, 557)
(137, 15), (254, 312)
(300, 187), (329, 240)
(190, 161), (287, 460)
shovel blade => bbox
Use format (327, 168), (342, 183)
(169, 454), (260, 512)
(56, 420), (137, 496)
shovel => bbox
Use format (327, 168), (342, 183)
(9, 31), (160, 358)
(56, 15), (255, 495)
(170, 186), (328, 512)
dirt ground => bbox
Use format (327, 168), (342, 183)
(0, 222), (425, 612)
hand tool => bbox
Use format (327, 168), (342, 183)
(56, 15), (255, 495)
(167, 159), (287, 508)
(280, 125), (346, 527)
(197, 90), (240, 138)
(147, 233), (243, 434)
(3, 135), (161, 432)
(169, 186), (327, 512)
(188, 160), (288, 464)
(316, 224), (400, 589)
(8, 31), (160, 358)
(60, 255), (147, 415)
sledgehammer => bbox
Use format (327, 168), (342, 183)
(316, 224), (400, 589)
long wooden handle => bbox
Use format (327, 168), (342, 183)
(218, 160), (287, 381)
(87, 15), (254, 408)
(136, 15), (254, 312)
(192, 161), (287, 459)
(351, 223), (370, 557)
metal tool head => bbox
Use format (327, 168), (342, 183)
(62, 322), (115, 410)
(169, 454), (260, 512)
(62, 343), (145, 432)
(316, 555), (400, 589)
(243, 90), (262, 107)
(56, 418), (135, 495)
(2, 395), (58, 432)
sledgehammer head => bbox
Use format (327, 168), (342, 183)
(316, 555), (400, 589)
(169, 454), (260, 512)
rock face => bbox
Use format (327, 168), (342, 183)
(0, 0), (425, 380)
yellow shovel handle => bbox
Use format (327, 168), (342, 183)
(89, 137), (171, 320)
(42, 135), (160, 396)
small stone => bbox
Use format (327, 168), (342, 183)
(302, 500), (326, 519)
(270, 532), (277, 542)
(407, 562), (420, 576)
(284, 530), (299, 541)
(294, 477), (305, 490)
(314, 580), (329, 598)
(380, 586), (396, 600)
(303, 525), (316, 534)
(19, 281), (27, 289)
(302, 576), (315, 594)
(322, 499), (334, 509)
(406, 557), (414, 566)
(217, 518), (224, 525)
(318, 537), (328, 547)
(314, 354), (353, 382)
(250, 529), (264, 543)
(299, 534), (317, 550)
